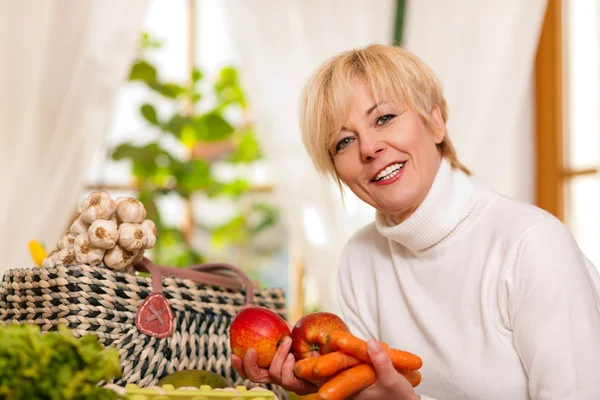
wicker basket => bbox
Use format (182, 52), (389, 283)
(0, 258), (289, 399)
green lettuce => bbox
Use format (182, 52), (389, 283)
(0, 324), (122, 400)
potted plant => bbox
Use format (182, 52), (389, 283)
(110, 33), (281, 271)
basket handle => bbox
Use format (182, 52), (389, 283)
(134, 257), (254, 305)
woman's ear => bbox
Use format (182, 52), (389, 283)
(431, 106), (446, 144)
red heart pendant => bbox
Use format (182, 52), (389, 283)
(135, 292), (174, 338)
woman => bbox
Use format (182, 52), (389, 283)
(232, 44), (600, 399)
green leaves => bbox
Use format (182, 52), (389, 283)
(129, 60), (157, 83)
(212, 215), (246, 248)
(191, 68), (203, 83)
(162, 112), (235, 143)
(227, 127), (262, 163)
(214, 66), (246, 109)
(193, 112), (234, 142)
(111, 142), (168, 181)
(163, 113), (189, 138)
(0, 324), (121, 400)
(210, 202), (279, 250)
(140, 103), (158, 125)
(148, 81), (186, 98)
(172, 159), (212, 196)
(137, 32), (163, 52)
(152, 227), (204, 267)
(249, 203), (279, 234)
(207, 179), (250, 199)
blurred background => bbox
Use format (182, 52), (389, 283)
(0, 0), (597, 321)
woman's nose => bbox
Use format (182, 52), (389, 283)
(361, 140), (386, 162)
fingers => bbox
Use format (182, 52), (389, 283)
(280, 353), (297, 387)
(269, 338), (319, 394)
(366, 338), (400, 388)
(231, 354), (248, 380)
(269, 336), (292, 382)
(242, 348), (271, 384)
(281, 353), (320, 395)
(366, 338), (416, 396)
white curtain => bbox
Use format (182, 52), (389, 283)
(0, 0), (148, 272)
(221, 0), (395, 314)
(403, 0), (549, 204)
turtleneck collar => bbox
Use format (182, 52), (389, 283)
(375, 158), (476, 252)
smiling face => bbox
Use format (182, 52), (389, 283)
(330, 80), (445, 223)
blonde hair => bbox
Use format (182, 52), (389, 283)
(299, 44), (470, 183)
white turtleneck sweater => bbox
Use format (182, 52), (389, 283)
(337, 158), (600, 400)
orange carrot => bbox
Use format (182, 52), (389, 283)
(294, 357), (318, 380)
(312, 343), (388, 377)
(312, 351), (362, 377)
(326, 330), (423, 370)
(399, 368), (422, 387)
(316, 363), (376, 400)
(293, 357), (328, 387)
(306, 375), (329, 388)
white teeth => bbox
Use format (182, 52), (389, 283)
(375, 162), (405, 181)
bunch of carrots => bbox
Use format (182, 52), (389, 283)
(293, 330), (423, 400)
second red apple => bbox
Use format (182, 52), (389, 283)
(290, 312), (349, 360)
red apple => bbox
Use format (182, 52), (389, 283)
(290, 312), (349, 360)
(229, 306), (291, 368)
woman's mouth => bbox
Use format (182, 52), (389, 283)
(371, 162), (406, 185)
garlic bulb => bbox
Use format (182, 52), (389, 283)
(109, 213), (118, 224)
(104, 244), (136, 271)
(74, 232), (106, 265)
(88, 219), (119, 249)
(132, 249), (145, 265)
(118, 223), (147, 251)
(115, 197), (146, 224)
(140, 220), (157, 249)
(55, 248), (77, 266)
(69, 214), (89, 235)
(81, 191), (116, 224)
(57, 233), (76, 250)
(41, 250), (59, 268)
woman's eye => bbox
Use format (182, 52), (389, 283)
(335, 137), (354, 153)
(376, 114), (396, 126)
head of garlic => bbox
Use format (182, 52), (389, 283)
(69, 213), (89, 236)
(81, 191), (116, 224)
(109, 213), (118, 224)
(88, 219), (119, 249)
(74, 232), (106, 266)
(42, 250), (59, 268)
(132, 248), (145, 264)
(115, 197), (146, 224)
(118, 223), (148, 251)
(57, 233), (76, 250)
(140, 220), (157, 249)
(104, 244), (136, 271)
(55, 248), (77, 267)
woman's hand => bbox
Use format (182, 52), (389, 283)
(231, 336), (319, 396)
(348, 339), (420, 400)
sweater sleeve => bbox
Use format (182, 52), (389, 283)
(505, 217), (600, 399)
(336, 246), (377, 341)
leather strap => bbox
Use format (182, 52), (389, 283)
(135, 257), (254, 305)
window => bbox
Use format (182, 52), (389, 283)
(564, 0), (600, 266)
(536, 0), (600, 267)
